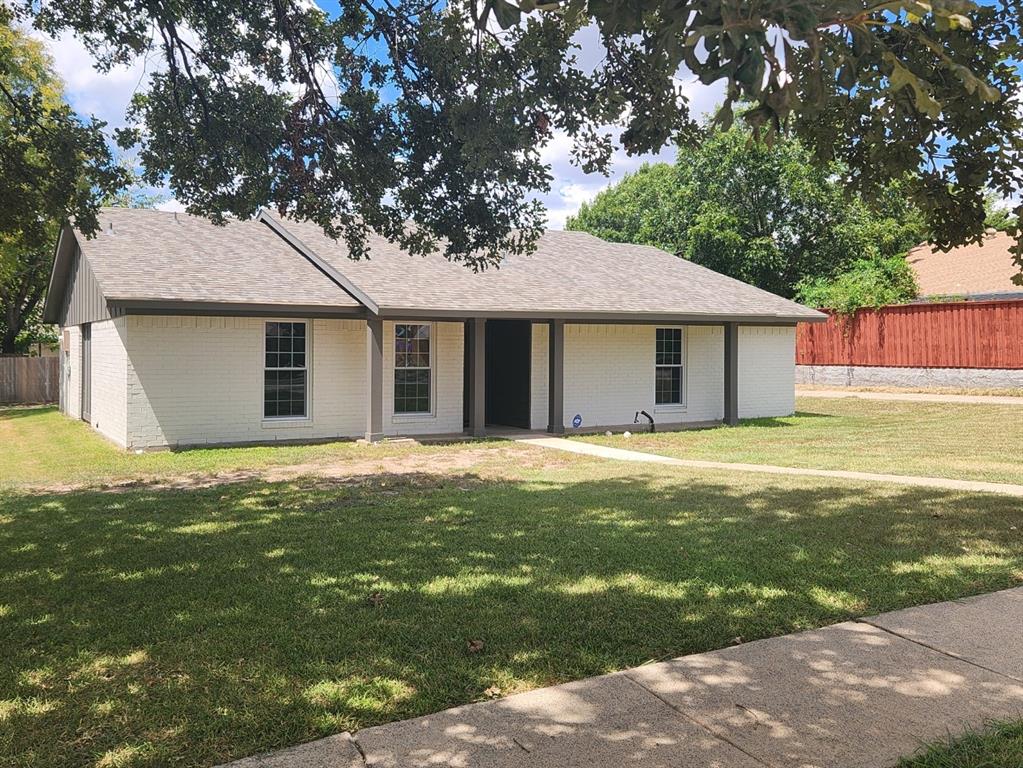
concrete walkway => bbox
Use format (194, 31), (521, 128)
(513, 435), (1023, 497)
(797, 387), (1023, 405)
(221, 588), (1023, 768)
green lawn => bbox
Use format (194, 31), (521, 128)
(0, 406), (489, 490)
(576, 396), (1023, 485)
(3, 455), (1022, 767)
(898, 720), (1023, 768)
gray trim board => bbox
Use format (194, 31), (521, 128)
(723, 322), (738, 426)
(256, 209), (381, 315)
(109, 300), (365, 319)
(366, 318), (384, 441)
(379, 308), (817, 325)
(468, 318), (486, 437)
(547, 319), (565, 434)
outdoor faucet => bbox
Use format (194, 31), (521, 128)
(634, 410), (655, 433)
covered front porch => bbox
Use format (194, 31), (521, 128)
(363, 317), (749, 442)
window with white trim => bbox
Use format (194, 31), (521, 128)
(394, 323), (431, 414)
(264, 321), (307, 418)
(655, 328), (684, 405)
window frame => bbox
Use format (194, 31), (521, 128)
(263, 320), (310, 421)
(392, 322), (434, 417)
(654, 327), (686, 409)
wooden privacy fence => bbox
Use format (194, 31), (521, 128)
(797, 300), (1023, 369)
(0, 356), (60, 404)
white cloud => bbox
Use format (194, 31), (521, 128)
(155, 198), (187, 212)
(36, 31), (154, 129)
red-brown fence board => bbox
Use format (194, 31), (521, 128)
(796, 300), (1023, 369)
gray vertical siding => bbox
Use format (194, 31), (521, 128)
(61, 244), (110, 327)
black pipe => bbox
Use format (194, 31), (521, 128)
(634, 410), (655, 433)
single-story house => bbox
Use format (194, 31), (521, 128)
(43, 208), (825, 450)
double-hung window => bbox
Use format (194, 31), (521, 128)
(264, 321), (307, 418)
(655, 328), (684, 406)
(394, 323), (431, 414)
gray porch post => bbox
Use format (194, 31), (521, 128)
(467, 318), (486, 437)
(366, 317), (384, 441)
(547, 319), (565, 434)
(723, 321), (739, 426)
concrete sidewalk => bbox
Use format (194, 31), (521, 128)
(513, 435), (1023, 497)
(221, 588), (1023, 768)
(797, 388), (1023, 405)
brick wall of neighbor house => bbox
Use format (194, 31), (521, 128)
(63, 324), (82, 419)
(87, 318), (129, 447)
(529, 323), (794, 431)
(382, 320), (464, 436)
(123, 316), (367, 449)
(738, 326), (796, 418)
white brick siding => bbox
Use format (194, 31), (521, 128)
(63, 325), (81, 419)
(87, 318), (129, 447)
(557, 324), (727, 431)
(738, 326), (795, 418)
(382, 321), (464, 436)
(529, 323), (794, 431)
(123, 316), (367, 449)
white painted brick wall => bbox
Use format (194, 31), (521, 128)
(382, 320), (464, 436)
(559, 324), (724, 431)
(530, 323), (549, 430)
(63, 325), (82, 419)
(124, 316), (366, 449)
(87, 318), (128, 446)
(530, 323), (793, 431)
(738, 326), (796, 418)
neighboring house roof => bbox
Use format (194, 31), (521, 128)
(907, 231), (1023, 299)
(45, 208), (825, 324)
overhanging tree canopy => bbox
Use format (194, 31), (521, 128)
(3, 0), (1021, 274)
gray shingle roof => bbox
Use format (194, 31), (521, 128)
(55, 207), (824, 322)
(73, 208), (360, 308)
(270, 215), (824, 321)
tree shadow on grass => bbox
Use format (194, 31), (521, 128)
(0, 472), (1020, 767)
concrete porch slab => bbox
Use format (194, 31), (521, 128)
(867, 588), (1023, 682)
(355, 670), (764, 768)
(626, 621), (1023, 768)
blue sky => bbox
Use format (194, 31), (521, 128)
(35, 9), (724, 226)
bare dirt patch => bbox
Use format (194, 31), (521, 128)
(23, 443), (540, 494)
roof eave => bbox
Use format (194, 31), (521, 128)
(376, 307), (827, 324)
(107, 299), (367, 318)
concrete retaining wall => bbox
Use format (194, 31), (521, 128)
(796, 365), (1023, 389)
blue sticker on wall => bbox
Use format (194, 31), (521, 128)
(572, 414), (583, 428)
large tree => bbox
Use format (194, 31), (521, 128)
(567, 127), (927, 298)
(0, 23), (124, 353)
(2, 0), (1021, 272)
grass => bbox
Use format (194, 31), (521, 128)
(2, 453), (1022, 767)
(0, 406), (474, 489)
(898, 720), (1023, 767)
(576, 396), (1023, 485)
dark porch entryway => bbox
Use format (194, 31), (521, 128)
(483, 320), (531, 429)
